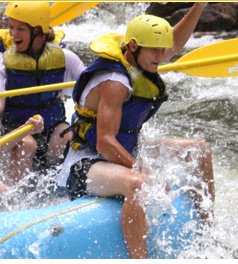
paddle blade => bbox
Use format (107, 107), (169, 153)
(157, 38), (238, 77)
(50, 2), (100, 27)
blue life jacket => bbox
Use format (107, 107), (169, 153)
(2, 43), (66, 131)
(70, 56), (168, 154)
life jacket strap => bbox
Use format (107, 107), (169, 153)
(6, 67), (66, 78)
(60, 114), (97, 138)
(118, 128), (141, 134)
(130, 94), (168, 104)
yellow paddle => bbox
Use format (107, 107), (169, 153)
(0, 38), (238, 98)
(0, 81), (76, 98)
(0, 116), (40, 146)
(157, 38), (238, 77)
(50, 2), (100, 27)
(0, 124), (34, 146)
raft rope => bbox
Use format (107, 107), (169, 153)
(0, 197), (107, 244)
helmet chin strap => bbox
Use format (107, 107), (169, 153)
(130, 46), (155, 77)
(130, 45), (145, 72)
(25, 27), (39, 55)
(24, 27), (44, 58)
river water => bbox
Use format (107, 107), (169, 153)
(1, 2), (238, 259)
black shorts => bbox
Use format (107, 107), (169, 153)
(66, 158), (103, 201)
(32, 131), (51, 170)
(33, 119), (69, 169)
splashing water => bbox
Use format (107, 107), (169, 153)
(0, 2), (238, 258)
(134, 133), (216, 258)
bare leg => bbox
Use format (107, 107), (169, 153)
(190, 140), (214, 223)
(87, 162), (147, 259)
(8, 135), (37, 183)
(122, 192), (147, 258)
(47, 123), (73, 163)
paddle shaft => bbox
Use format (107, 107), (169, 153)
(157, 54), (238, 73)
(158, 38), (238, 77)
(0, 81), (76, 98)
(1, 39), (237, 98)
(0, 124), (34, 146)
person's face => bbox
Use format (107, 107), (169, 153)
(8, 18), (31, 52)
(137, 47), (165, 73)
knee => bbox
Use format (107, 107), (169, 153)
(54, 124), (73, 145)
(195, 138), (206, 147)
(125, 172), (144, 196)
(19, 137), (37, 157)
(63, 131), (73, 143)
(195, 138), (212, 156)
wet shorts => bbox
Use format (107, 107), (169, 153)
(66, 158), (103, 201)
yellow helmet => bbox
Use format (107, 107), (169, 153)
(4, 2), (51, 33)
(124, 14), (173, 48)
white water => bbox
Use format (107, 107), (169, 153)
(1, 2), (238, 259)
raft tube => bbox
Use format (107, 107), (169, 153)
(0, 191), (199, 259)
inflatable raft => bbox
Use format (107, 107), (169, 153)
(0, 191), (199, 259)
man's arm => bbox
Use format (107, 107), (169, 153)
(95, 80), (136, 168)
(163, 3), (207, 61)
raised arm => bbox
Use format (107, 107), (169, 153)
(163, 3), (207, 61)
